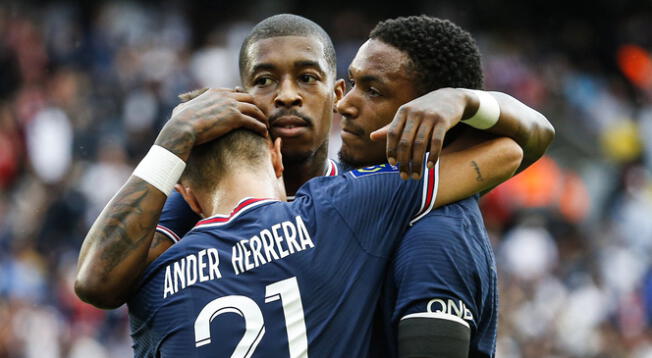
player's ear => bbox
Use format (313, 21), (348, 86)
(175, 183), (205, 218)
(333, 79), (345, 113)
(271, 137), (284, 178)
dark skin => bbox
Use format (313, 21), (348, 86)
(242, 36), (345, 195)
(75, 36), (547, 310)
(338, 39), (554, 180)
(75, 89), (268, 308)
(76, 36), (346, 308)
(337, 38), (554, 356)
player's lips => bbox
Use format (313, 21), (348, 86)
(270, 116), (310, 138)
(340, 123), (365, 142)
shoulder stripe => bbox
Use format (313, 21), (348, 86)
(409, 159), (439, 226)
(156, 225), (180, 243)
(401, 312), (470, 329)
(324, 159), (338, 177)
(194, 198), (279, 229)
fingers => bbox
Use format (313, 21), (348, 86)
(196, 112), (268, 145)
(395, 113), (420, 180)
(386, 107), (408, 166)
(410, 120), (434, 179)
(370, 124), (389, 141)
(237, 101), (267, 124)
(178, 88), (209, 103)
(236, 113), (269, 138)
(232, 91), (256, 104)
(428, 122), (447, 169)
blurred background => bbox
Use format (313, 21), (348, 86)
(0, 0), (651, 357)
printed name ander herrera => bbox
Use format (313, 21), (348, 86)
(163, 215), (315, 298)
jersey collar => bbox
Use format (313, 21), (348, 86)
(194, 197), (279, 228)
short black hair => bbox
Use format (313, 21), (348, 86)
(239, 14), (337, 80)
(182, 129), (269, 193)
(370, 15), (483, 94)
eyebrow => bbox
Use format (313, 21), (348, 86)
(251, 63), (277, 74)
(251, 60), (327, 77)
(349, 69), (383, 85)
(294, 60), (326, 77)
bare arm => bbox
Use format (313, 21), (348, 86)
(75, 178), (166, 308)
(435, 135), (522, 207)
(460, 89), (555, 173)
(75, 89), (268, 309)
(372, 87), (554, 178)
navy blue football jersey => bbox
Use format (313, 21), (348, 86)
(369, 194), (498, 358)
(155, 159), (341, 243)
(128, 162), (438, 357)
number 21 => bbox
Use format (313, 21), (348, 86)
(194, 277), (308, 358)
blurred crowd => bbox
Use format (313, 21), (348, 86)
(1, 1), (651, 357)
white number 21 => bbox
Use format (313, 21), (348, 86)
(194, 277), (308, 358)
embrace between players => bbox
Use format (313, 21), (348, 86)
(76, 14), (554, 358)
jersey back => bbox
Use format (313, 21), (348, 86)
(128, 163), (439, 358)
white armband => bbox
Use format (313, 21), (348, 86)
(461, 90), (500, 130)
(133, 145), (186, 196)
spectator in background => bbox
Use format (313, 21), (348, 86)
(1, 2), (652, 357)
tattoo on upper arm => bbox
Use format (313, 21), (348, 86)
(150, 234), (170, 249)
(471, 160), (484, 182)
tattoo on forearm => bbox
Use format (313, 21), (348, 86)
(95, 179), (162, 277)
(471, 160), (484, 182)
(155, 120), (196, 158)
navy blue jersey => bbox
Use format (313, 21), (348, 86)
(155, 159), (341, 243)
(128, 162), (438, 357)
(369, 194), (498, 358)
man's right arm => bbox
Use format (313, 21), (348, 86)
(75, 89), (268, 309)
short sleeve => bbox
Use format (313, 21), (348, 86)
(391, 210), (490, 334)
(156, 191), (201, 243)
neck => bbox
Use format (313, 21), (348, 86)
(282, 141), (329, 196)
(200, 168), (283, 217)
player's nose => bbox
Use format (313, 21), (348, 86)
(336, 90), (359, 119)
(274, 79), (302, 108)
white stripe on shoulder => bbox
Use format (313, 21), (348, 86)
(409, 159), (440, 226)
(331, 159), (339, 175)
(156, 225), (180, 243)
(401, 312), (470, 329)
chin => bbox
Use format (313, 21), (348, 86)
(338, 149), (367, 170)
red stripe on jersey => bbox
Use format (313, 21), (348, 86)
(424, 166), (435, 207)
(324, 159), (338, 177)
(156, 225), (181, 243)
(195, 198), (272, 226)
(328, 160), (337, 176)
(413, 166), (436, 219)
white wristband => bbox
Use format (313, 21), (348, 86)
(461, 90), (500, 130)
(133, 145), (186, 196)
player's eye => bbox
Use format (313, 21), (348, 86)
(254, 76), (274, 87)
(367, 87), (381, 97)
(348, 78), (355, 88)
(299, 74), (318, 84)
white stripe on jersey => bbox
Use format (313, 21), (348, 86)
(156, 225), (181, 243)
